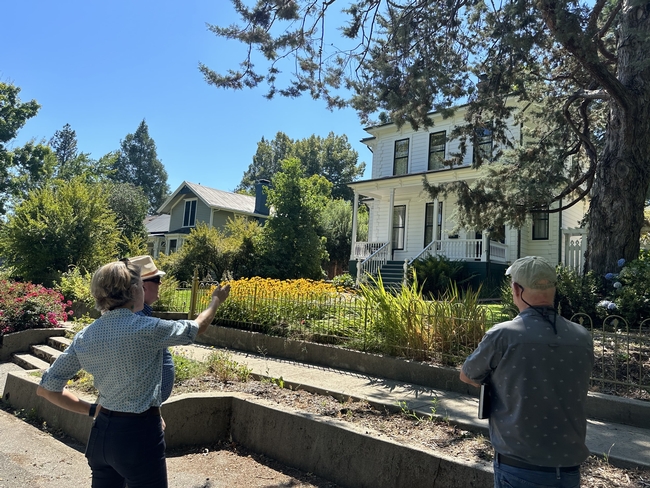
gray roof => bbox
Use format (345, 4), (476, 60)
(158, 181), (261, 216)
(144, 214), (170, 234)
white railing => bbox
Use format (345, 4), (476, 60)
(409, 239), (508, 265)
(489, 242), (507, 263)
(563, 228), (587, 274)
(353, 241), (389, 260)
(356, 242), (391, 286)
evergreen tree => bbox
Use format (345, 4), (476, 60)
(203, 0), (650, 274)
(111, 120), (170, 213)
(238, 132), (364, 201)
(258, 158), (329, 279)
(49, 123), (78, 166)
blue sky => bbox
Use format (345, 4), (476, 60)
(1, 0), (371, 193)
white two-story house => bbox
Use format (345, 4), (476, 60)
(348, 105), (588, 286)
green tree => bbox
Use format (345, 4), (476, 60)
(159, 223), (229, 282)
(105, 182), (149, 255)
(236, 132), (293, 194)
(49, 123), (78, 166)
(319, 199), (361, 273)
(258, 158), (329, 280)
(0, 82), (41, 214)
(111, 120), (170, 213)
(238, 132), (365, 201)
(223, 216), (264, 279)
(203, 1), (650, 275)
(0, 177), (119, 285)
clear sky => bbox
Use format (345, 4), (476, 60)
(1, 0), (371, 193)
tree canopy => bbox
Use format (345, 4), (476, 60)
(0, 177), (119, 286)
(257, 158), (330, 279)
(111, 119), (170, 214)
(203, 0), (650, 275)
(237, 131), (365, 200)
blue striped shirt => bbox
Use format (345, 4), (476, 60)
(40, 308), (198, 413)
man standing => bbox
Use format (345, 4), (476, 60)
(131, 255), (175, 402)
(460, 256), (594, 487)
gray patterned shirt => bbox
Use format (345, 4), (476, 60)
(462, 308), (594, 467)
(40, 308), (198, 413)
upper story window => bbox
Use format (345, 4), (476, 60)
(393, 139), (409, 176)
(473, 127), (493, 163)
(428, 131), (446, 170)
(183, 199), (197, 227)
(532, 209), (549, 240)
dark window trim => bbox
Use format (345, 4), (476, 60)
(393, 139), (409, 176)
(424, 203), (434, 247)
(428, 131), (446, 170)
(183, 199), (197, 227)
(532, 210), (549, 240)
(392, 205), (406, 251)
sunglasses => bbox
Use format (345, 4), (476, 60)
(143, 276), (162, 284)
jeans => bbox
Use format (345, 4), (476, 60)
(85, 411), (167, 488)
(494, 459), (580, 488)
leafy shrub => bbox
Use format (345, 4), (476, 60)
(152, 275), (182, 312)
(331, 273), (355, 289)
(600, 253), (650, 326)
(0, 281), (72, 336)
(56, 267), (94, 307)
(410, 255), (472, 299)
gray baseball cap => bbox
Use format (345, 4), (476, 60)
(505, 256), (557, 290)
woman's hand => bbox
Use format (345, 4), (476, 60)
(212, 283), (230, 303)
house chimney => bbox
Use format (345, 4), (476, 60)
(254, 179), (270, 217)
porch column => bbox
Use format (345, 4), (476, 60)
(387, 188), (395, 254)
(481, 232), (489, 262)
(350, 191), (359, 261)
(153, 238), (160, 258)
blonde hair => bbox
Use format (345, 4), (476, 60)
(91, 260), (142, 312)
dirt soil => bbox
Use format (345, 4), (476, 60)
(173, 376), (650, 488)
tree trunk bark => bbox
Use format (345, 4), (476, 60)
(585, 2), (650, 275)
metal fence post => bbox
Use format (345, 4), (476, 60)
(188, 268), (199, 320)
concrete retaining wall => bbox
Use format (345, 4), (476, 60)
(197, 325), (650, 430)
(0, 328), (67, 362)
(2, 370), (493, 488)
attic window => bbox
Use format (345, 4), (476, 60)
(183, 199), (197, 227)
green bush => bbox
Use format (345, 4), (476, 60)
(331, 273), (355, 289)
(410, 255), (471, 299)
(56, 267), (94, 307)
(601, 253), (650, 326)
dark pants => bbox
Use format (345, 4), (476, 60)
(493, 458), (580, 488)
(85, 411), (167, 488)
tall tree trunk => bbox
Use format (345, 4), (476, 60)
(585, 1), (650, 275)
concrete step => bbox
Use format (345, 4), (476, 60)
(13, 352), (50, 370)
(31, 345), (62, 364)
(48, 336), (72, 352)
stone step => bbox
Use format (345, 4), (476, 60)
(30, 344), (62, 364)
(13, 352), (50, 371)
(48, 336), (72, 352)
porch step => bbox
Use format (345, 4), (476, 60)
(48, 336), (72, 352)
(31, 344), (62, 364)
(13, 352), (50, 371)
(378, 260), (405, 286)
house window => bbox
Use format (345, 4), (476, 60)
(168, 239), (177, 253)
(424, 203), (434, 246)
(425, 202), (444, 249)
(532, 210), (549, 240)
(393, 139), (409, 176)
(473, 127), (493, 163)
(428, 131), (446, 170)
(183, 199), (197, 227)
(392, 206), (406, 251)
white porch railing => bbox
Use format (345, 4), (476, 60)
(355, 242), (390, 286)
(353, 241), (388, 260)
(563, 228), (587, 274)
(409, 239), (508, 265)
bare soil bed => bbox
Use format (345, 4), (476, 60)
(174, 376), (650, 488)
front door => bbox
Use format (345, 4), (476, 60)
(392, 205), (406, 258)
